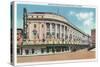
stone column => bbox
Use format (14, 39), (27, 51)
(50, 23), (52, 44)
(55, 24), (57, 39)
(60, 24), (62, 44)
(64, 26), (65, 44)
(39, 23), (42, 44)
(55, 23), (57, 44)
(64, 26), (67, 40)
(60, 24), (62, 39)
(49, 23), (52, 44)
(50, 23), (52, 34)
(44, 23), (46, 44)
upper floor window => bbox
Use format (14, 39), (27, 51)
(37, 15), (43, 19)
(52, 23), (55, 31)
(62, 33), (64, 38)
(69, 34), (72, 40)
(52, 32), (55, 38)
(46, 32), (51, 38)
(46, 23), (50, 31)
(65, 26), (67, 33)
(42, 24), (44, 28)
(62, 25), (64, 33)
(65, 35), (68, 40)
(57, 33), (60, 39)
(32, 29), (37, 36)
(57, 24), (60, 33)
(32, 16), (37, 18)
(34, 24), (36, 28)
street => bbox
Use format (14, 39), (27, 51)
(17, 49), (95, 63)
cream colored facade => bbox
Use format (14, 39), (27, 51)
(17, 9), (90, 55)
(23, 12), (89, 45)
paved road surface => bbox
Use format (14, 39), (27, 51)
(17, 50), (95, 63)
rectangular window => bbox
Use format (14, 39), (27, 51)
(52, 23), (55, 32)
(57, 33), (60, 39)
(32, 49), (34, 54)
(57, 24), (60, 33)
(65, 27), (67, 33)
(46, 32), (50, 38)
(62, 25), (64, 33)
(25, 49), (29, 55)
(46, 23), (50, 32)
(17, 48), (20, 55)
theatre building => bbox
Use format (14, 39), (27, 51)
(17, 8), (90, 55)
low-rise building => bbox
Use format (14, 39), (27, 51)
(17, 8), (90, 55)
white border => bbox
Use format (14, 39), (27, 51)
(13, 1), (17, 65)
(12, 1), (97, 66)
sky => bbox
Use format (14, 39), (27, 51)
(17, 4), (96, 35)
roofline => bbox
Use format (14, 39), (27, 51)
(27, 12), (66, 19)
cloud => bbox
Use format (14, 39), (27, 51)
(90, 12), (94, 17)
(76, 13), (89, 21)
(69, 11), (95, 34)
(84, 19), (92, 26)
(70, 11), (75, 15)
(74, 12), (94, 27)
(75, 12), (94, 21)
